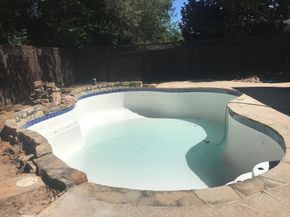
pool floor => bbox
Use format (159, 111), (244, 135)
(66, 118), (228, 190)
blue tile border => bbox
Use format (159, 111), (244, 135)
(77, 88), (241, 102)
(23, 104), (75, 128)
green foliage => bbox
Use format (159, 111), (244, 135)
(0, 0), (180, 47)
(0, 0), (32, 45)
(107, 0), (181, 44)
(180, 0), (290, 40)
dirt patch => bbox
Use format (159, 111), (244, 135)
(0, 186), (57, 217)
(0, 103), (58, 216)
(0, 104), (30, 129)
(0, 141), (20, 181)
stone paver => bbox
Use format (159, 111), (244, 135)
(282, 150), (290, 163)
(213, 192), (290, 217)
(137, 191), (205, 207)
(229, 177), (265, 198)
(260, 162), (290, 184)
(39, 184), (290, 217)
(38, 187), (218, 217)
(194, 186), (241, 205)
(264, 184), (290, 208)
(71, 182), (142, 205)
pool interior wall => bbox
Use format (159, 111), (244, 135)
(28, 90), (285, 191)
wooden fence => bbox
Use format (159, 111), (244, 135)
(0, 33), (289, 104)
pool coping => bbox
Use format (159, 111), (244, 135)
(1, 81), (289, 207)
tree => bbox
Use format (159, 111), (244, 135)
(107, 0), (180, 44)
(0, 0), (33, 45)
(0, 0), (180, 47)
(180, 0), (289, 40)
(28, 0), (128, 47)
(179, 0), (224, 40)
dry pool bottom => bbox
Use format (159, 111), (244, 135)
(27, 89), (285, 191)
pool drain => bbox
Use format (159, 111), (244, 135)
(16, 177), (38, 187)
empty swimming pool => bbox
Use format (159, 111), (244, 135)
(28, 89), (285, 190)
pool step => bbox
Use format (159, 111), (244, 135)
(227, 161), (274, 185)
(44, 120), (79, 138)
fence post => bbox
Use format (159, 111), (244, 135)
(105, 48), (111, 81)
(142, 51), (147, 81)
(195, 47), (199, 77)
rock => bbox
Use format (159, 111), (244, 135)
(51, 92), (62, 106)
(129, 81), (142, 87)
(1, 119), (19, 141)
(20, 111), (28, 118)
(61, 88), (72, 94)
(34, 154), (87, 191)
(31, 81), (63, 106)
(35, 142), (52, 158)
(17, 129), (47, 154)
(13, 112), (22, 122)
(143, 83), (156, 88)
(34, 88), (44, 94)
(33, 80), (43, 88)
(4, 147), (16, 156)
(10, 136), (20, 145)
(41, 94), (49, 99)
(61, 168), (87, 185)
(122, 81), (132, 86)
(20, 153), (35, 162)
(33, 99), (43, 105)
(3, 145), (22, 160)
(3, 146), (20, 163)
(51, 87), (61, 92)
(62, 95), (77, 105)
(32, 104), (42, 112)
(26, 161), (37, 173)
(25, 107), (34, 116)
(33, 110), (44, 119)
(41, 99), (49, 103)
(45, 82), (56, 89)
(18, 154), (35, 173)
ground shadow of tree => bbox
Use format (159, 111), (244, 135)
(234, 87), (290, 116)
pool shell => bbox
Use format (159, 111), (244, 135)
(2, 82), (290, 207)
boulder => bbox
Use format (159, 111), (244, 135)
(1, 119), (19, 141)
(34, 154), (87, 191)
(17, 129), (47, 154)
(51, 92), (62, 106)
(35, 142), (52, 158)
(33, 80), (43, 88)
(45, 82), (56, 89)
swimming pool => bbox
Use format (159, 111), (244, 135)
(28, 89), (285, 191)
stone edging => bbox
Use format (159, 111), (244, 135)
(0, 81), (289, 207)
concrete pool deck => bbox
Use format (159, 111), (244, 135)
(1, 81), (290, 216)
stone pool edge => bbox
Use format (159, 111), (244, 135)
(1, 81), (289, 207)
